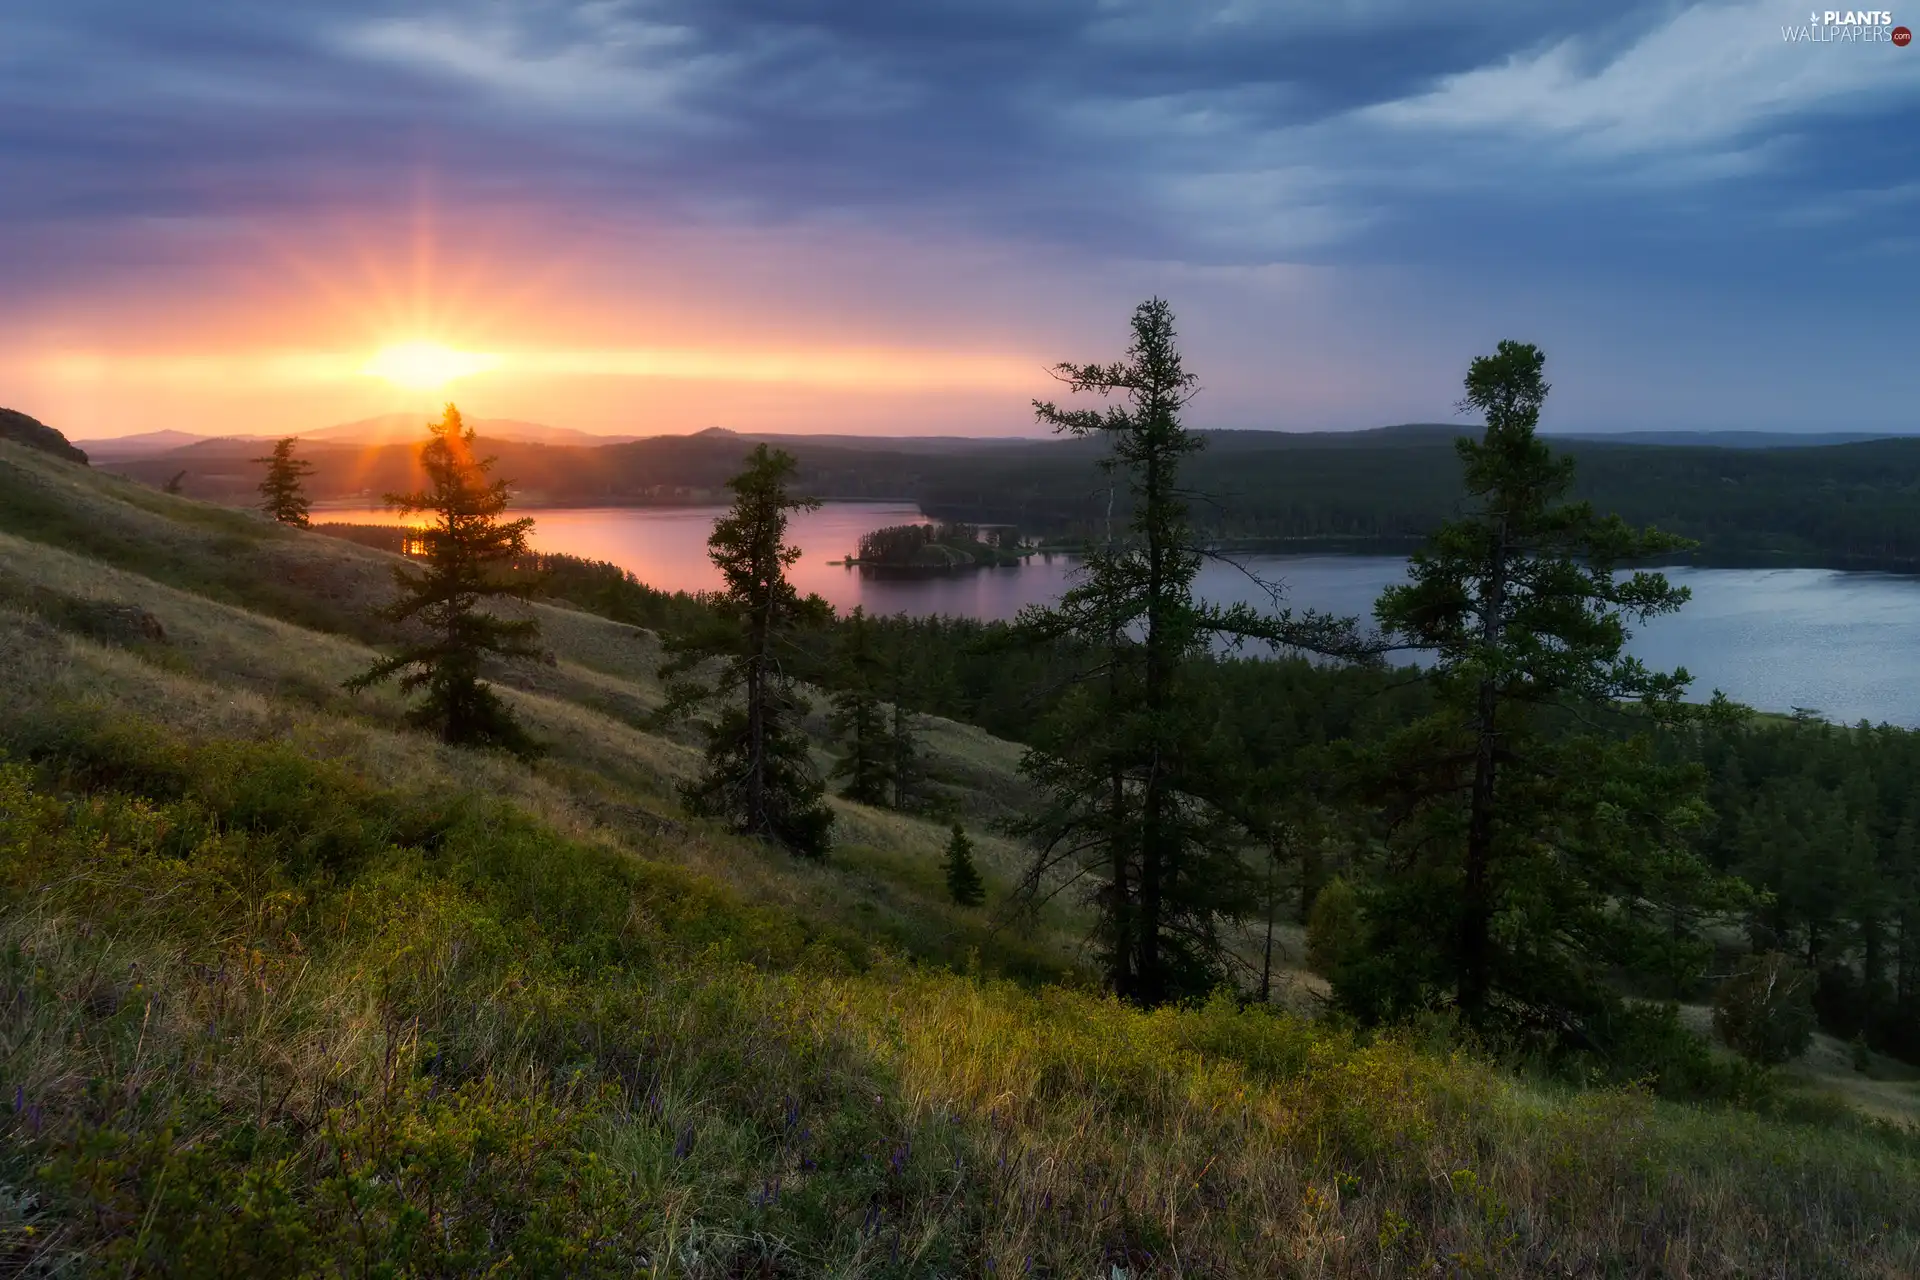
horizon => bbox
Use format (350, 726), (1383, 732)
(63, 414), (1920, 452)
(5, 4), (1915, 440)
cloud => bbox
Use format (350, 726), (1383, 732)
(8, 0), (1910, 268)
(1365, 2), (1920, 156)
(3, 0), (1917, 442)
(337, 10), (717, 120)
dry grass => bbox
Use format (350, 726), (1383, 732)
(3, 440), (1917, 1276)
(2, 742), (1915, 1277)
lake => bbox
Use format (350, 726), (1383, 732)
(318, 502), (1920, 727)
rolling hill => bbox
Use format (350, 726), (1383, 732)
(73, 413), (643, 461)
(0, 434), (1916, 1275)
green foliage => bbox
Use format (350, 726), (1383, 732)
(853, 521), (1022, 569)
(1713, 952), (1817, 1066)
(343, 404), (545, 758)
(1687, 710), (1920, 1060)
(1013, 299), (1356, 1005)
(1306, 877), (1364, 980)
(252, 436), (315, 527)
(1573, 1001), (1778, 1105)
(942, 824), (985, 907)
(664, 445), (833, 858)
(828, 607), (894, 806)
(2, 699), (1919, 1275)
(1351, 341), (1736, 1052)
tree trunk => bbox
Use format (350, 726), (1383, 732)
(1864, 911), (1885, 998)
(1261, 841), (1278, 1003)
(1136, 435), (1168, 1005)
(746, 534), (773, 837)
(1898, 907), (1916, 1008)
(1110, 763), (1133, 998)
(1461, 533), (1506, 1025)
(1298, 832), (1323, 925)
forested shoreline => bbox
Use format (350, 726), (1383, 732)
(124, 424), (1920, 571)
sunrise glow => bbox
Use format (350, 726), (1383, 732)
(361, 341), (500, 390)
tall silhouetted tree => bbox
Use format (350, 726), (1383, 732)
(344, 404), (543, 758)
(1012, 299), (1354, 1004)
(664, 445), (834, 858)
(254, 436), (315, 527)
(829, 606), (893, 805)
(1344, 341), (1734, 1044)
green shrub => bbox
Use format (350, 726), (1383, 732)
(1305, 876), (1365, 979)
(1713, 952), (1817, 1066)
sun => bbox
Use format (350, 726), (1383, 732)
(361, 341), (500, 390)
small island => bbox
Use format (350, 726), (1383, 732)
(838, 520), (1027, 573)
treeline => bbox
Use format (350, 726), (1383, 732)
(922, 435), (1920, 568)
(1692, 713), (1920, 1059)
(125, 419), (1920, 570)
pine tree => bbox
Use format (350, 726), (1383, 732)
(663, 445), (834, 858)
(829, 607), (894, 805)
(343, 404), (544, 758)
(1011, 299), (1354, 1004)
(1346, 341), (1735, 1044)
(253, 436), (315, 527)
(943, 824), (986, 907)
(885, 662), (925, 811)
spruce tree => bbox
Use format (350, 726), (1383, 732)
(828, 606), (894, 805)
(663, 445), (834, 858)
(1011, 299), (1354, 1004)
(943, 823), (986, 907)
(1346, 341), (1736, 1044)
(253, 436), (315, 527)
(886, 670), (925, 811)
(344, 404), (543, 758)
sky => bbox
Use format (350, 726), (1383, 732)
(2, 1), (1916, 439)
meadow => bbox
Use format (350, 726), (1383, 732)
(2, 437), (1917, 1276)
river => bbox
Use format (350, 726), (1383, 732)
(317, 502), (1920, 727)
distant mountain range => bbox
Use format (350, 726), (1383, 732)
(67, 414), (1920, 463)
(73, 414), (645, 461)
(1550, 430), (1917, 448)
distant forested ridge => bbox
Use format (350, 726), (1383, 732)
(112, 423), (1920, 569)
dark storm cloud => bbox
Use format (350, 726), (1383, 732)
(0, 2), (1670, 245)
(3, 1), (1917, 289)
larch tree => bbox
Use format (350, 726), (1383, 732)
(663, 444), (834, 858)
(1345, 340), (1738, 1045)
(1011, 298), (1354, 1004)
(344, 404), (544, 759)
(253, 436), (316, 527)
(828, 606), (894, 806)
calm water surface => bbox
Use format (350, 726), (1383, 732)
(320, 503), (1920, 726)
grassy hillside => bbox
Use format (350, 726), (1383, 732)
(2, 438), (1917, 1276)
